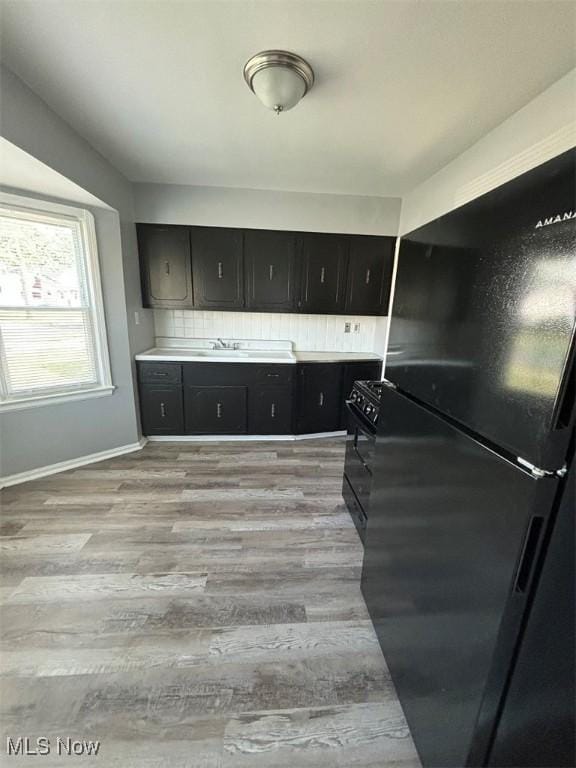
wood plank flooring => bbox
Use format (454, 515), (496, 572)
(0, 438), (420, 767)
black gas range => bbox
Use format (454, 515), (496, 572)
(342, 379), (387, 542)
(348, 379), (386, 427)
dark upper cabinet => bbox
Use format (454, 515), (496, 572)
(299, 234), (349, 313)
(339, 360), (383, 428)
(185, 385), (247, 434)
(296, 363), (343, 434)
(138, 225), (193, 309)
(138, 223), (394, 316)
(139, 384), (184, 435)
(244, 229), (298, 312)
(191, 227), (244, 309)
(346, 235), (395, 315)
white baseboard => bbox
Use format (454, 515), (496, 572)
(0, 437), (148, 489)
(147, 431), (346, 442)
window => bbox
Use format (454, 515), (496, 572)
(0, 193), (113, 411)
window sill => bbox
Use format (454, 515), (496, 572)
(0, 385), (116, 413)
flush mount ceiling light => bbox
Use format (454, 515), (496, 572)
(243, 50), (314, 114)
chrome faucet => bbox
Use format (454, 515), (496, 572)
(211, 338), (240, 350)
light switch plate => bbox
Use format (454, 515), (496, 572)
(354, 323), (360, 333)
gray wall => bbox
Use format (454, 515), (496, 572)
(0, 64), (155, 478)
(134, 183), (401, 235)
(0, 199), (141, 476)
(0, 64), (155, 358)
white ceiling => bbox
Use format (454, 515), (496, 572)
(1, 0), (575, 197)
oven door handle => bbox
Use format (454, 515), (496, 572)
(345, 400), (377, 436)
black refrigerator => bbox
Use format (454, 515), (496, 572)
(361, 149), (575, 768)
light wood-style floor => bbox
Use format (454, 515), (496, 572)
(0, 438), (420, 767)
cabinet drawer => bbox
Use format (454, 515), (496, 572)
(252, 365), (294, 386)
(183, 362), (254, 386)
(139, 362), (182, 384)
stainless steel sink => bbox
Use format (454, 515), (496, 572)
(191, 349), (249, 357)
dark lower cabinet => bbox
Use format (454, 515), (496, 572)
(138, 360), (381, 436)
(249, 386), (293, 434)
(184, 386), (247, 435)
(185, 385), (247, 434)
(296, 363), (343, 433)
(139, 384), (184, 435)
(138, 225), (193, 309)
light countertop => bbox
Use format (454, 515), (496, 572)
(135, 347), (296, 364)
(135, 340), (382, 365)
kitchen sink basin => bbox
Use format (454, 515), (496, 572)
(191, 349), (250, 357)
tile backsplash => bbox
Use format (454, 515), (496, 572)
(153, 310), (387, 353)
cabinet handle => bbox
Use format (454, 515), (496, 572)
(152, 372), (168, 377)
(160, 402), (166, 418)
(319, 392), (324, 407)
(320, 266), (326, 284)
(165, 261), (170, 275)
(266, 373), (280, 378)
(218, 262), (224, 279)
(365, 268), (371, 284)
(216, 402), (223, 419)
(269, 264), (274, 281)
(271, 403), (276, 418)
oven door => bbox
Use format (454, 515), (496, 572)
(345, 400), (376, 470)
(343, 401), (376, 538)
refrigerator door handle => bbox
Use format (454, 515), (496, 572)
(513, 515), (544, 594)
(552, 332), (575, 431)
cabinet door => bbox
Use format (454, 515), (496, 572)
(185, 385), (247, 434)
(346, 235), (395, 315)
(140, 385), (184, 435)
(299, 234), (348, 313)
(137, 225), (192, 309)
(244, 230), (297, 311)
(340, 360), (383, 428)
(249, 386), (293, 434)
(296, 363), (343, 434)
(191, 227), (244, 309)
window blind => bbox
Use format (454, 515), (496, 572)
(0, 201), (110, 406)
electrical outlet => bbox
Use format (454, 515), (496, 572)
(344, 322), (351, 333)
(354, 323), (361, 333)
